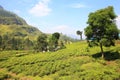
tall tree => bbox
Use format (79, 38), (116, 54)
(49, 32), (60, 51)
(84, 6), (119, 58)
(76, 30), (82, 40)
(35, 34), (48, 52)
(52, 32), (60, 47)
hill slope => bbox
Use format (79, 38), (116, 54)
(0, 6), (42, 40)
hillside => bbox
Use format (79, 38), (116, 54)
(0, 6), (42, 40)
(0, 41), (120, 80)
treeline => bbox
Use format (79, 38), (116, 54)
(0, 34), (33, 50)
(0, 32), (65, 51)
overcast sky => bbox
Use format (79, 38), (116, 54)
(0, 0), (120, 38)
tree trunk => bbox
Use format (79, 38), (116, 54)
(100, 42), (104, 58)
(80, 35), (82, 40)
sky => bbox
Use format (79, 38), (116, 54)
(0, 0), (120, 39)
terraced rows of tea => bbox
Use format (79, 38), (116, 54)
(0, 41), (120, 80)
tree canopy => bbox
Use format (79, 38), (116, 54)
(35, 34), (48, 52)
(76, 30), (82, 40)
(49, 32), (60, 51)
(84, 6), (119, 58)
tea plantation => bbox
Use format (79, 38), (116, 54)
(0, 41), (120, 80)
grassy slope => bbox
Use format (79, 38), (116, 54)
(0, 41), (120, 80)
(0, 7), (42, 41)
(0, 24), (42, 40)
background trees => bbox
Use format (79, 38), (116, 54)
(0, 34), (34, 50)
(76, 30), (82, 40)
(23, 38), (33, 50)
(35, 34), (48, 52)
(49, 32), (60, 51)
(34, 32), (65, 52)
(0, 32), (65, 52)
(84, 6), (119, 58)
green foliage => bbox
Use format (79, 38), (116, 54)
(84, 6), (119, 58)
(52, 32), (60, 39)
(0, 42), (120, 80)
(35, 34), (48, 52)
(0, 34), (34, 50)
(85, 6), (119, 40)
(0, 69), (20, 80)
(0, 69), (9, 80)
(0, 24), (42, 41)
(23, 38), (34, 50)
(49, 32), (60, 51)
(101, 38), (115, 47)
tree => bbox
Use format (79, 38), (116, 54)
(2, 34), (9, 50)
(35, 34), (48, 52)
(23, 38), (33, 50)
(10, 37), (17, 50)
(76, 30), (82, 40)
(84, 6), (119, 58)
(52, 32), (60, 47)
(118, 30), (120, 40)
(49, 32), (60, 51)
(0, 35), (2, 50)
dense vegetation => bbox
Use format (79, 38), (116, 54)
(0, 32), (66, 51)
(0, 41), (120, 80)
(0, 34), (34, 50)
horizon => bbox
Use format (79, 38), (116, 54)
(0, 0), (120, 39)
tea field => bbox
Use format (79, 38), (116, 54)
(0, 41), (120, 80)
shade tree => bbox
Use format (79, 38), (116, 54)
(84, 6), (119, 58)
